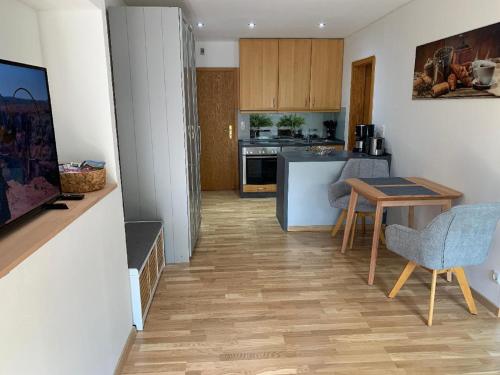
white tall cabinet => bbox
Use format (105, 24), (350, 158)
(108, 7), (201, 263)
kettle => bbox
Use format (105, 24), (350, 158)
(369, 137), (385, 156)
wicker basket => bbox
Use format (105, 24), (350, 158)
(59, 169), (106, 193)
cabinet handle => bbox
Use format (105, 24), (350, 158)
(228, 124), (233, 140)
(272, 97), (276, 108)
(312, 97), (316, 107)
(305, 97), (308, 107)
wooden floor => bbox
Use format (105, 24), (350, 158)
(122, 191), (500, 375)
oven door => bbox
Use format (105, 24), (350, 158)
(243, 155), (277, 192)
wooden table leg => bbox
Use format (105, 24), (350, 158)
(408, 206), (414, 229)
(368, 202), (384, 285)
(341, 189), (358, 254)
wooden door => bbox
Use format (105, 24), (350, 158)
(310, 39), (344, 111)
(239, 39), (279, 111)
(278, 39), (312, 110)
(347, 56), (375, 150)
(197, 68), (238, 190)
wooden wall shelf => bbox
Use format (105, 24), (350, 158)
(0, 184), (117, 279)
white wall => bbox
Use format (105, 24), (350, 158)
(196, 40), (239, 67)
(0, 0), (132, 373)
(38, 7), (121, 181)
(342, 0), (500, 306)
(105, 0), (125, 6)
(0, 190), (132, 375)
(0, 0), (44, 65)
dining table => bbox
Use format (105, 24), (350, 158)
(340, 177), (463, 285)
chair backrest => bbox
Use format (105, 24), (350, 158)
(339, 158), (390, 181)
(423, 203), (500, 268)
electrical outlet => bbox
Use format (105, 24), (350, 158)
(492, 270), (500, 284)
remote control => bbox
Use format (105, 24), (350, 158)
(59, 193), (85, 201)
(43, 203), (69, 210)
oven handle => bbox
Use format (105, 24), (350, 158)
(244, 155), (278, 159)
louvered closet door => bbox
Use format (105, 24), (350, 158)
(189, 28), (202, 242)
(182, 21), (195, 256)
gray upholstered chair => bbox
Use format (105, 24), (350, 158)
(329, 158), (390, 247)
(386, 203), (500, 326)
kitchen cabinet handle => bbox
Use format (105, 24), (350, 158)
(228, 124), (233, 140)
(305, 97), (308, 107)
(272, 97), (276, 108)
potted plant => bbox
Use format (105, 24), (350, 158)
(249, 114), (273, 138)
(276, 114), (305, 137)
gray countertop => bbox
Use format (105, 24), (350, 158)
(239, 138), (345, 148)
(278, 150), (392, 163)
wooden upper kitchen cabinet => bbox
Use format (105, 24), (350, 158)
(239, 39), (279, 111)
(278, 39), (312, 111)
(310, 39), (344, 111)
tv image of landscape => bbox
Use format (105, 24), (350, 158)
(0, 60), (60, 228)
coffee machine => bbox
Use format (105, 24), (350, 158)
(323, 120), (337, 140)
(353, 124), (375, 153)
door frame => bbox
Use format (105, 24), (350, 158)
(347, 56), (376, 151)
(196, 67), (240, 189)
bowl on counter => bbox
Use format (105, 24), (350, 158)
(308, 145), (337, 155)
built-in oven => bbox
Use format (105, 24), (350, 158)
(242, 146), (281, 193)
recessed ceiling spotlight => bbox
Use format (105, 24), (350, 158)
(197, 22), (205, 28)
(248, 22), (256, 29)
(318, 22), (326, 29)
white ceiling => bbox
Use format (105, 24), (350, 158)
(123, 0), (413, 40)
(21, 0), (100, 10)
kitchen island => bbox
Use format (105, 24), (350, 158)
(276, 150), (391, 231)
(239, 138), (345, 198)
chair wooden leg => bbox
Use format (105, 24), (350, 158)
(341, 190), (358, 254)
(349, 213), (358, 249)
(379, 225), (386, 246)
(388, 261), (417, 298)
(453, 267), (477, 315)
(428, 270), (438, 326)
(331, 209), (347, 238)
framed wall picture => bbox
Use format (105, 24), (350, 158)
(413, 22), (500, 99)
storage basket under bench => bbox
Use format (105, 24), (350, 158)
(125, 221), (165, 330)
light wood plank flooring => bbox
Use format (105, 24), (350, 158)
(122, 191), (500, 375)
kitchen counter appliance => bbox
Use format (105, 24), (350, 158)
(242, 146), (281, 193)
(323, 120), (337, 140)
(353, 124), (375, 153)
(369, 137), (385, 156)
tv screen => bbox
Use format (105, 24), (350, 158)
(0, 59), (60, 228)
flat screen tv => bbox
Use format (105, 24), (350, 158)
(0, 59), (60, 229)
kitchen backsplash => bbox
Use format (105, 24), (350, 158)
(238, 109), (346, 140)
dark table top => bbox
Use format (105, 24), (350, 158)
(345, 177), (462, 202)
(125, 221), (163, 270)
